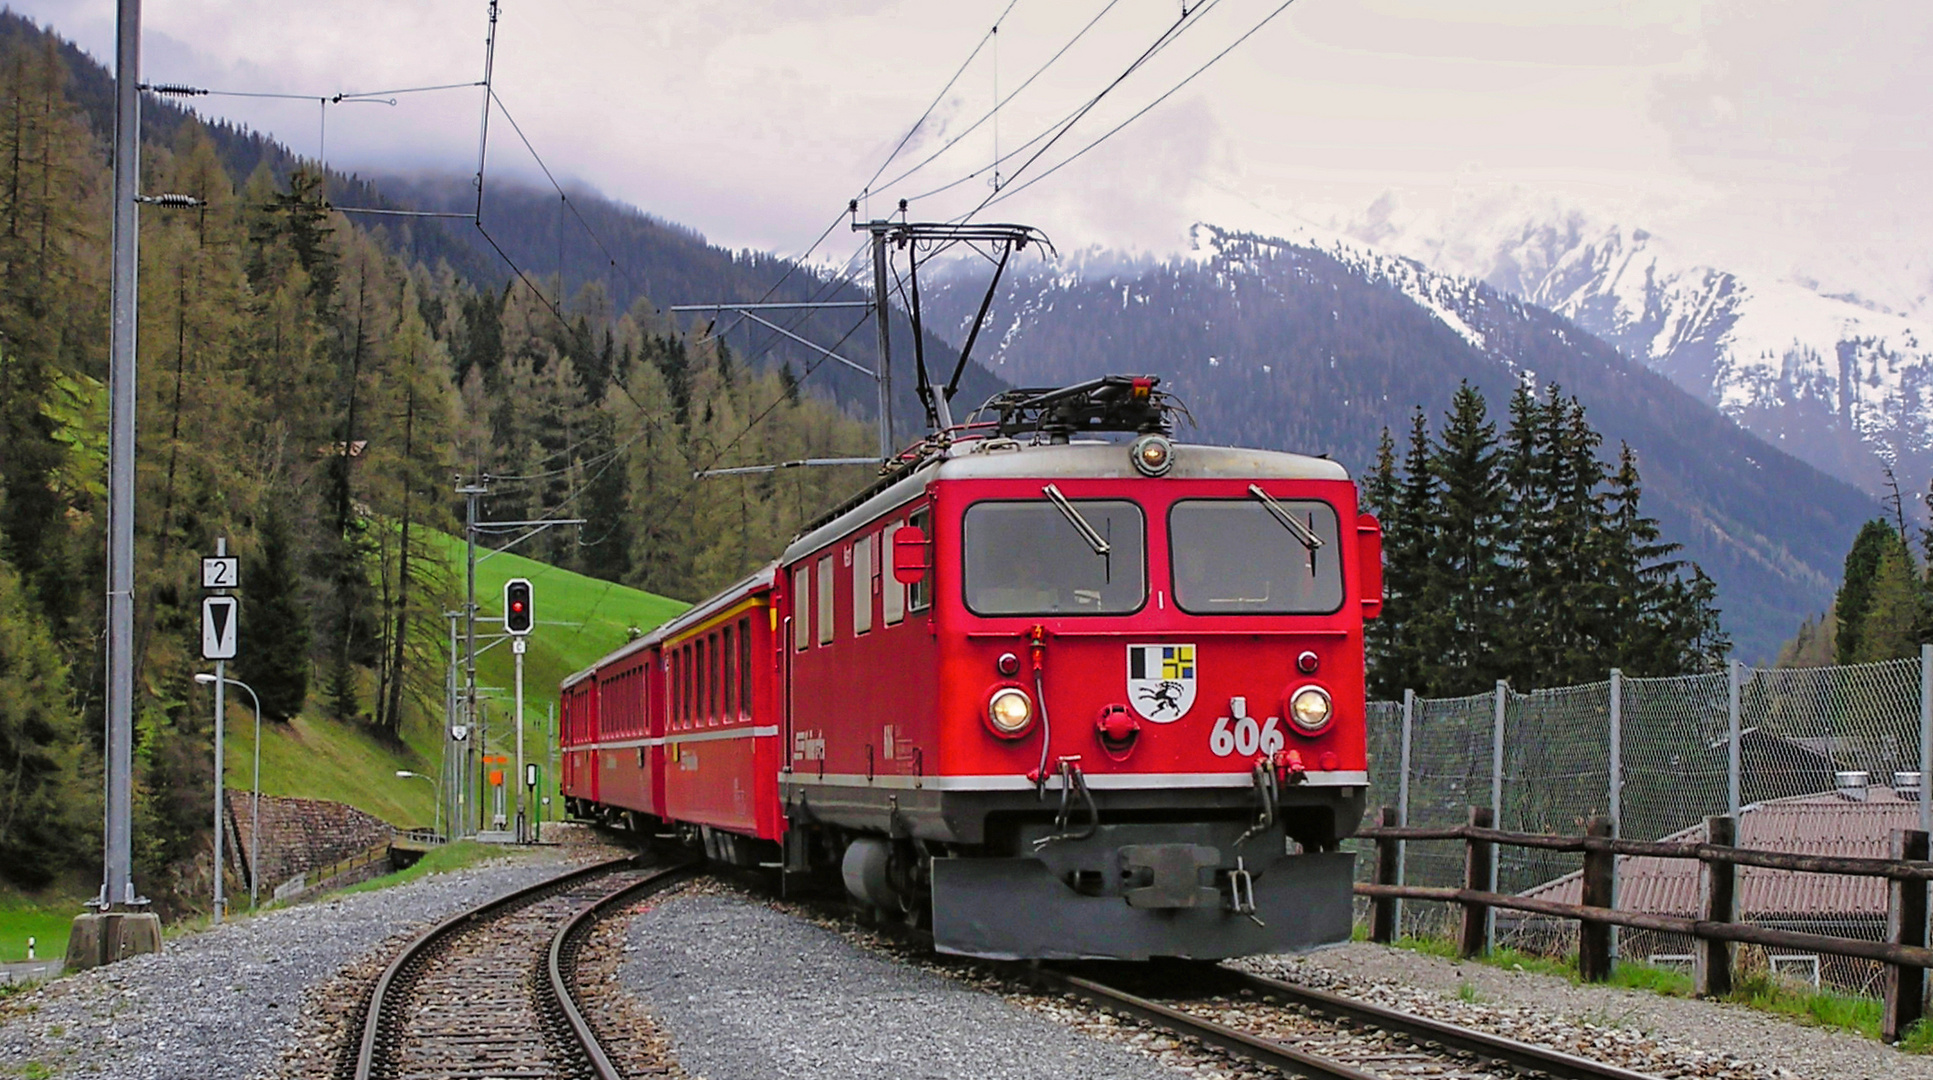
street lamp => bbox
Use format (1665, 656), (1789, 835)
(194, 672), (263, 908)
(395, 770), (443, 838)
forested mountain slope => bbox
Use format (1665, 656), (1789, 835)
(0, 15), (900, 907)
(923, 226), (1878, 661)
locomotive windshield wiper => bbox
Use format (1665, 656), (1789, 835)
(1043, 484), (1110, 556)
(1249, 484), (1323, 553)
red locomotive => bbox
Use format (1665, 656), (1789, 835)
(560, 376), (1382, 960)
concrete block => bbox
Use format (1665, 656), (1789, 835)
(64, 911), (163, 972)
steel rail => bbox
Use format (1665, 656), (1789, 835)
(351, 856), (636, 1080)
(1223, 967), (1659, 1080)
(1029, 966), (1382, 1080)
(548, 863), (695, 1080)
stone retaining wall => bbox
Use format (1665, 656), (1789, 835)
(225, 793), (392, 894)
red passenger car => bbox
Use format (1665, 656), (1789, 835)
(561, 377), (1382, 960)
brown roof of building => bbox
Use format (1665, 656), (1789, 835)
(1523, 786), (1924, 919)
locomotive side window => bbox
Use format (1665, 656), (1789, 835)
(852, 535), (874, 634)
(816, 556), (835, 645)
(963, 499), (1146, 616)
(882, 522), (906, 624)
(907, 508), (932, 612)
(792, 566), (810, 651)
(1169, 499), (1344, 614)
(738, 616), (752, 716)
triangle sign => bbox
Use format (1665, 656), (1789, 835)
(202, 596), (238, 660)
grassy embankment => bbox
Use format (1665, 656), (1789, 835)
(0, 536), (684, 963)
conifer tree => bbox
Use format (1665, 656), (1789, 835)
(1426, 382), (1506, 693)
(1836, 520), (1903, 662)
(236, 505), (310, 720)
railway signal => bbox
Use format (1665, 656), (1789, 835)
(504, 577), (534, 841)
(504, 578), (533, 635)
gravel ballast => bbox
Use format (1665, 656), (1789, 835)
(623, 890), (1189, 1080)
(0, 842), (601, 1080)
(1241, 942), (1933, 1080)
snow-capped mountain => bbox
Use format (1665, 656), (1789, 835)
(1338, 205), (1933, 502)
(923, 224), (1878, 661)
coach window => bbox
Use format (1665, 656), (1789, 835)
(792, 565), (810, 651)
(667, 655), (679, 730)
(682, 647), (693, 728)
(817, 556), (836, 645)
(907, 507), (932, 612)
(738, 617), (752, 716)
(701, 639), (711, 723)
(881, 522), (906, 624)
(722, 624), (736, 721)
(853, 535), (874, 634)
(709, 632), (722, 723)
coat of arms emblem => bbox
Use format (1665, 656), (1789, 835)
(1127, 644), (1197, 722)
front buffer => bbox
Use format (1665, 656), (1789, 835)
(929, 821), (1354, 961)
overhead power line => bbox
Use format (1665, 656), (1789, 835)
(980, 0), (1302, 213)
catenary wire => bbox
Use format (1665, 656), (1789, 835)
(869, 0), (1123, 196)
(980, 0), (1301, 212)
(857, 0), (1025, 201)
(900, 0), (1222, 207)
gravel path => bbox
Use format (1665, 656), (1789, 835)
(0, 841), (602, 1080)
(1239, 942), (1933, 1080)
(623, 889), (1190, 1080)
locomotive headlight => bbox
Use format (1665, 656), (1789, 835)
(1288, 686), (1333, 734)
(987, 687), (1034, 737)
(1130, 433), (1174, 477)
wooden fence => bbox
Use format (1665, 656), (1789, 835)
(1355, 806), (1933, 1042)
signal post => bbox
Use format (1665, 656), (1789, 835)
(505, 578), (533, 842)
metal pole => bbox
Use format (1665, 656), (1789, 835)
(211, 537), (226, 925)
(460, 484), (484, 834)
(1490, 680), (1506, 952)
(212, 653), (224, 924)
(446, 610), (460, 838)
(101, 0), (142, 913)
(1397, 688), (1414, 936)
(1608, 668), (1622, 961)
(1608, 669), (1622, 840)
(513, 637), (526, 843)
(869, 223), (894, 462)
(248, 678), (261, 909)
(1728, 659), (1743, 819)
(1920, 644), (1931, 836)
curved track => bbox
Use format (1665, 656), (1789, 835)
(1031, 962), (1660, 1080)
(348, 856), (689, 1080)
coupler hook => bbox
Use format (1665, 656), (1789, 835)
(1227, 856), (1263, 926)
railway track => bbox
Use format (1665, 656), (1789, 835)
(346, 855), (690, 1080)
(1031, 961), (1661, 1080)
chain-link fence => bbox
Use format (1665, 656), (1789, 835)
(1360, 651), (1933, 984)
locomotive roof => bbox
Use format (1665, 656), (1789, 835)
(780, 440), (1347, 564)
(561, 563), (777, 687)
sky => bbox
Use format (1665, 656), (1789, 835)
(15, 0), (1932, 311)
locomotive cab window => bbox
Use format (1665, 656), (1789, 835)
(791, 566), (810, 651)
(816, 556), (835, 644)
(1169, 498), (1343, 614)
(882, 522), (906, 624)
(963, 499), (1145, 616)
(907, 507), (933, 613)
